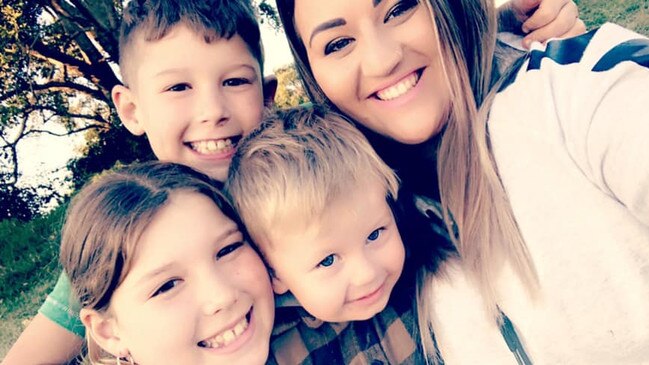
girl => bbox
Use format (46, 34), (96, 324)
(275, 0), (649, 363)
(59, 162), (275, 364)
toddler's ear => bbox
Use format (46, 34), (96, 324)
(262, 75), (278, 108)
(80, 308), (128, 359)
(112, 84), (144, 136)
(270, 275), (289, 295)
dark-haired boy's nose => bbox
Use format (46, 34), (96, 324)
(198, 89), (231, 126)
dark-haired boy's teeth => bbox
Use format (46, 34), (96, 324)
(190, 138), (233, 154)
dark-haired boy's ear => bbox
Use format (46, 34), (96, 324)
(112, 84), (144, 136)
(262, 75), (278, 108)
(80, 308), (129, 359)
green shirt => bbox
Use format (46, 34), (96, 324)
(38, 272), (85, 337)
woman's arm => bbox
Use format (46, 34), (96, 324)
(499, 0), (586, 48)
(1, 313), (84, 365)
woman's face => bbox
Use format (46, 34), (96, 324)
(294, 0), (451, 144)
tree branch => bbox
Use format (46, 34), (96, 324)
(1, 80), (107, 104)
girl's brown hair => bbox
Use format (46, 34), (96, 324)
(59, 162), (244, 364)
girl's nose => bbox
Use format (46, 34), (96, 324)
(200, 274), (239, 316)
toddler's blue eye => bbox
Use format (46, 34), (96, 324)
(318, 254), (335, 267)
(368, 228), (382, 242)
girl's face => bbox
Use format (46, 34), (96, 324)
(294, 0), (451, 144)
(106, 191), (274, 365)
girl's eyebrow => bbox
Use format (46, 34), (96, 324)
(134, 226), (241, 287)
(309, 18), (346, 47)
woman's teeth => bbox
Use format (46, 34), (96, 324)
(190, 138), (234, 154)
(198, 316), (249, 349)
(376, 72), (419, 101)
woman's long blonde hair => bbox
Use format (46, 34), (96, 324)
(275, 0), (539, 361)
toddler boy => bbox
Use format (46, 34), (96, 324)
(227, 106), (423, 364)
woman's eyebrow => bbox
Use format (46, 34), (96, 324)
(309, 18), (346, 47)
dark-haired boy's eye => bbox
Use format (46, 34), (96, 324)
(324, 37), (354, 55)
(385, 0), (419, 22)
(166, 83), (191, 92)
(224, 78), (251, 87)
(216, 242), (243, 259)
(151, 279), (181, 297)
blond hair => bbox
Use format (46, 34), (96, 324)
(226, 105), (399, 248)
(60, 162), (243, 364)
(275, 0), (538, 362)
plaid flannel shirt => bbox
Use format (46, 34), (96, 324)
(266, 280), (424, 365)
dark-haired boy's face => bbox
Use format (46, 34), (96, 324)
(113, 24), (265, 181)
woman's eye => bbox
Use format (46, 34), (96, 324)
(324, 38), (354, 55)
(217, 242), (243, 259)
(368, 227), (386, 243)
(152, 279), (181, 297)
(224, 78), (251, 87)
(385, 0), (419, 22)
(166, 83), (191, 92)
(318, 254), (336, 268)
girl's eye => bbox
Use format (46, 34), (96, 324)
(318, 254), (336, 268)
(367, 228), (384, 242)
(224, 78), (251, 87)
(166, 83), (191, 92)
(324, 38), (354, 55)
(152, 279), (181, 297)
(217, 242), (243, 259)
(385, 0), (419, 22)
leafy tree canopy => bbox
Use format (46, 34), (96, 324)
(0, 0), (282, 215)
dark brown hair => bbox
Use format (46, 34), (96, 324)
(118, 0), (263, 83)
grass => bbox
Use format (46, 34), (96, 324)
(1, 0), (648, 360)
(577, 0), (649, 35)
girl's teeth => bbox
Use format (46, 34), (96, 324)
(376, 73), (419, 101)
(199, 316), (249, 349)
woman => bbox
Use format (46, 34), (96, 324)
(275, 0), (649, 363)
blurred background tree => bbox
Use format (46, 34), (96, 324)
(0, 0), (291, 206)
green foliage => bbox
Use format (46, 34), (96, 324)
(0, 0), (279, 210)
(0, 185), (44, 221)
(273, 63), (310, 108)
(0, 204), (66, 304)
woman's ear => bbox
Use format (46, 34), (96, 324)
(80, 308), (129, 359)
(111, 84), (145, 136)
